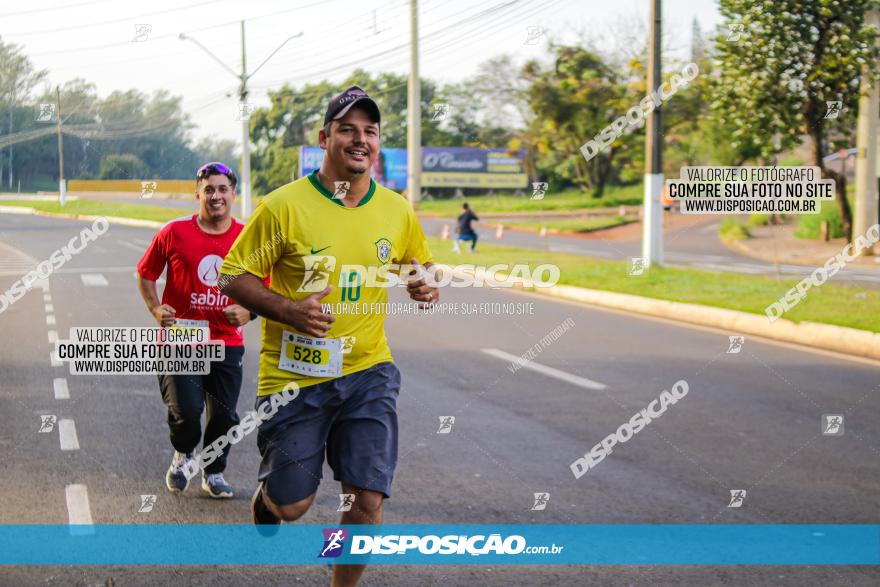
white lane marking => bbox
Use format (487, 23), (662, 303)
(50, 351), (62, 367)
(48, 330), (58, 343)
(0, 241), (39, 275)
(699, 223), (720, 233)
(117, 239), (145, 252)
(80, 273), (108, 286)
(481, 348), (608, 390)
(46, 314), (56, 325)
(65, 484), (94, 530)
(59, 419), (80, 450)
(45, 303), (54, 312)
(54, 378), (69, 400)
(133, 239), (151, 248)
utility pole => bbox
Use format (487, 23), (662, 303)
(642, 0), (663, 266)
(238, 21), (252, 220)
(180, 23), (301, 218)
(854, 7), (880, 253)
(56, 86), (66, 206)
(407, 0), (422, 205)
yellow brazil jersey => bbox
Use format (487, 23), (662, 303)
(220, 171), (432, 396)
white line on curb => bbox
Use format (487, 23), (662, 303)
(481, 348), (608, 390)
(53, 378), (69, 400)
(65, 484), (94, 532)
(59, 419), (79, 451)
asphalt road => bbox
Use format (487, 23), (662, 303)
(1, 213), (878, 586)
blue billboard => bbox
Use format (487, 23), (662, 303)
(298, 146), (527, 190)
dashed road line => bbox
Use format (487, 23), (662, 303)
(53, 378), (69, 400)
(50, 351), (62, 367)
(59, 419), (79, 451)
(65, 484), (94, 529)
(47, 330), (58, 343)
(45, 314), (56, 325)
(80, 273), (108, 286)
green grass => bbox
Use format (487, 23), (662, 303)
(428, 237), (880, 332)
(746, 213), (771, 228)
(0, 199), (185, 223)
(504, 216), (636, 234)
(719, 218), (751, 241)
(417, 184), (643, 215)
(795, 198), (847, 240)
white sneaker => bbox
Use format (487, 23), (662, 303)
(202, 472), (234, 499)
(165, 451), (195, 493)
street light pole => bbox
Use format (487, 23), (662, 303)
(238, 21), (252, 220)
(642, 0), (664, 266)
(55, 86), (66, 206)
(854, 8), (879, 254)
(180, 23), (302, 218)
(407, 0), (421, 205)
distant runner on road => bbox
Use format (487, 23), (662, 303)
(454, 201), (479, 253)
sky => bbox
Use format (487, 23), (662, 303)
(1, 0), (724, 145)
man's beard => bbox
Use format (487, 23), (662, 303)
(344, 162), (369, 175)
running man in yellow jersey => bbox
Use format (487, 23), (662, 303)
(219, 86), (437, 587)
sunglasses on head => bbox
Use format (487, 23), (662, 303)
(196, 162), (233, 178)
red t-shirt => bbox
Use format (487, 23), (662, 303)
(137, 214), (247, 347)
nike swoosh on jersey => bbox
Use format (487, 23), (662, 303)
(310, 246), (331, 254)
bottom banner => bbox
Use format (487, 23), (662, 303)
(1, 525), (877, 565)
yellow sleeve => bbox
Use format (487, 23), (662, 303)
(220, 203), (287, 279)
(401, 205), (433, 266)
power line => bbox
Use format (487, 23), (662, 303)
(5, 0), (223, 38)
(0, 0), (111, 18)
(27, 0), (337, 56)
(252, 0), (522, 88)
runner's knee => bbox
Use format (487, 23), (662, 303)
(268, 492), (315, 522)
(349, 490), (383, 519)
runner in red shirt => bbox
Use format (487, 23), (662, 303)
(136, 162), (253, 499)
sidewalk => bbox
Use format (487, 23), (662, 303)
(725, 220), (880, 269)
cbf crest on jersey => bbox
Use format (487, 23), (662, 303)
(375, 238), (392, 264)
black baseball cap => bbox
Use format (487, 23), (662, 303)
(324, 86), (381, 125)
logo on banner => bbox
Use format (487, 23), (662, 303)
(319, 528), (348, 558)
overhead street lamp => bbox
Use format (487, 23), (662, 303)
(179, 23), (303, 218)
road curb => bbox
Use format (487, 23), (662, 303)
(447, 265), (880, 362)
(0, 206), (163, 229)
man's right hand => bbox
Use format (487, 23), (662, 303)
(287, 286), (335, 337)
(151, 304), (176, 327)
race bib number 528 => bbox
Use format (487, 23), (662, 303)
(278, 330), (342, 377)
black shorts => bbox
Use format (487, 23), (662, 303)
(255, 361), (401, 505)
